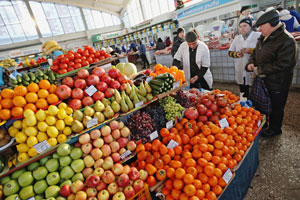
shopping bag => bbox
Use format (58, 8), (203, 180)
(248, 76), (271, 115)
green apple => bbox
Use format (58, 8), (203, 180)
(52, 153), (59, 159)
(18, 171), (34, 187)
(57, 144), (71, 156)
(34, 180), (48, 194)
(27, 162), (40, 171)
(72, 173), (84, 182)
(0, 176), (11, 185)
(46, 172), (60, 185)
(57, 196), (67, 200)
(45, 159), (59, 172)
(70, 148), (83, 160)
(59, 156), (72, 167)
(45, 185), (60, 198)
(33, 166), (48, 180)
(39, 155), (50, 166)
(35, 195), (44, 200)
(60, 180), (72, 188)
(71, 159), (85, 173)
(4, 194), (19, 200)
(19, 185), (35, 200)
(3, 180), (19, 196)
(11, 169), (25, 180)
(60, 166), (74, 179)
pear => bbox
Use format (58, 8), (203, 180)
(73, 110), (84, 121)
(133, 94), (140, 104)
(84, 106), (95, 117)
(82, 116), (92, 127)
(126, 83), (132, 95)
(125, 96), (134, 110)
(103, 106), (114, 119)
(94, 112), (105, 123)
(120, 97), (129, 113)
(144, 81), (152, 93)
(111, 101), (121, 113)
(146, 93), (154, 101)
(130, 88), (136, 100)
(110, 97), (115, 102)
(102, 98), (111, 107)
(133, 84), (139, 93)
(71, 120), (84, 133)
(94, 100), (105, 112)
(137, 94), (147, 103)
(138, 82), (147, 97)
(121, 91), (127, 99)
(114, 90), (122, 104)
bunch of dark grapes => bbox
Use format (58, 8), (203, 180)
(175, 89), (196, 107)
(144, 104), (166, 131)
(127, 111), (156, 143)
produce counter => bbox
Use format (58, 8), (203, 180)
(155, 54), (173, 67)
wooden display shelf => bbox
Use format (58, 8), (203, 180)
(156, 82), (188, 99)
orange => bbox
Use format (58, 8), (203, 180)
(36, 99), (48, 109)
(47, 94), (59, 104)
(183, 184), (196, 197)
(167, 167), (175, 178)
(0, 109), (11, 120)
(183, 174), (194, 184)
(11, 107), (23, 118)
(175, 168), (186, 179)
(38, 89), (49, 99)
(1, 89), (14, 99)
(12, 96), (27, 107)
(198, 173), (208, 184)
(179, 193), (189, 200)
(196, 189), (205, 199)
(27, 83), (39, 93)
(206, 191), (217, 200)
(173, 179), (184, 190)
(203, 152), (212, 161)
(25, 92), (38, 103)
(171, 189), (181, 200)
(186, 167), (198, 178)
(1, 99), (13, 109)
(165, 180), (173, 190)
(48, 85), (57, 94)
(202, 183), (211, 193)
(194, 179), (202, 189)
(212, 185), (223, 195)
(208, 175), (218, 187)
(214, 168), (223, 178)
(14, 85), (27, 96)
(39, 80), (51, 90)
(204, 165), (215, 177)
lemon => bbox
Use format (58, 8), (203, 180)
(28, 147), (38, 157)
(25, 116), (37, 127)
(27, 136), (38, 147)
(18, 152), (30, 163)
(56, 120), (65, 131)
(25, 127), (38, 136)
(64, 116), (73, 126)
(15, 132), (27, 143)
(37, 132), (48, 142)
(66, 107), (73, 115)
(37, 121), (48, 132)
(47, 126), (58, 138)
(48, 138), (57, 147)
(58, 102), (67, 109)
(36, 109), (46, 121)
(46, 116), (56, 126)
(57, 134), (67, 143)
(22, 120), (28, 129)
(63, 127), (72, 136)
(8, 126), (19, 137)
(57, 109), (67, 120)
(24, 109), (34, 118)
(16, 143), (29, 153)
(13, 120), (22, 129)
(48, 105), (58, 116)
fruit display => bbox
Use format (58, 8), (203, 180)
(0, 129), (11, 148)
(116, 62), (137, 77)
(144, 103), (167, 131)
(160, 96), (185, 121)
(0, 58), (17, 68)
(176, 88), (203, 108)
(42, 40), (62, 55)
(50, 46), (111, 75)
(149, 73), (175, 95)
(150, 64), (185, 85)
(213, 89), (240, 104)
(10, 104), (73, 162)
(0, 143), (86, 200)
(0, 80), (61, 121)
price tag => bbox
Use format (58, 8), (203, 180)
(34, 140), (51, 154)
(87, 118), (98, 128)
(146, 76), (153, 83)
(217, 94), (225, 97)
(135, 101), (144, 108)
(85, 85), (97, 97)
(180, 109), (186, 120)
(167, 139), (179, 149)
(102, 63), (112, 69)
(27, 197), (35, 200)
(166, 120), (173, 129)
(120, 150), (132, 160)
(219, 118), (229, 129)
(149, 130), (158, 141)
(257, 120), (261, 127)
(222, 169), (233, 184)
(172, 81), (180, 89)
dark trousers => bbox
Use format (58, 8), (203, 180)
(239, 77), (249, 97)
(140, 54), (149, 68)
(268, 89), (289, 133)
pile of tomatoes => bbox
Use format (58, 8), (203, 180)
(50, 46), (112, 75)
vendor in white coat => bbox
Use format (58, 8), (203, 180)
(172, 31), (213, 90)
(228, 18), (261, 97)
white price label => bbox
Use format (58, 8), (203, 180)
(146, 76), (153, 83)
(180, 109), (186, 120)
(27, 197), (35, 200)
(222, 169), (233, 184)
(120, 150), (132, 160)
(172, 81), (180, 89)
(135, 101), (144, 108)
(85, 85), (97, 97)
(102, 63), (112, 69)
(87, 118), (98, 128)
(257, 120), (261, 127)
(149, 130), (158, 141)
(166, 120), (173, 129)
(34, 140), (51, 154)
(219, 118), (229, 129)
(167, 139), (179, 149)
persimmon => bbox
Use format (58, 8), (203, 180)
(154, 159), (164, 169)
(136, 144), (145, 153)
(156, 169), (167, 181)
(181, 134), (190, 144)
(162, 154), (171, 164)
(174, 146), (183, 155)
(152, 139), (161, 151)
(186, 128), (195, 138)
(145, 164), (157, 175)
(144, 143), (152, 151)
(160, 144), (168, 155)
(165, 179), (173, 190)
(138, 161), (146, 170)
(160, 128), (170, 137)
(146, 175), (156, 186)
(161, 188), (170, 196)
(137, 150), (147, 161)
(153, 151), (161, 159)
(146, 154), (155, 164)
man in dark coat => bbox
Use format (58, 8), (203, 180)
(246, 9), (298, 137)
(171, 28), (185, 57)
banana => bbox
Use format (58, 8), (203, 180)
(46, 45), (61, 55)
(44, 42), (59, 52)
(42, 40), (57, 49)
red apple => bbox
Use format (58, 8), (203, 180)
(82, 167), (94, 178)
(111, 152), (120, 163)
(82, 96), (94, 106)
(107, 182), (119, 195)
(96, 181), (106, 191)
(86, 175), (100, 188)
(74, 79), (87, 89)
(87, 75), (100, 86)
(62, 77), (74, 88)
(96, 82), (108, 92)
(92, 67), (105, 78)
(86, 188), (97, 197)
(133, 180), (144, 193)
(117, 137), (128, 148)
(128, 168), (139, 181)
(92, 91), (105, 101)
(55, 85), (71, 100)
(72, 88), (84, 99)
(78, 69), (89, 79)
(117, 174), (130, 187)
(60, 184), (71, 197)
(102, 170), (115, 184)
(124, 186), (135, 199)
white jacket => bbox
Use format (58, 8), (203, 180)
(174, 41), (213, 89)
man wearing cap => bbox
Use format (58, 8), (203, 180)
(246, 9), (297, 137)
(237, 6), (255, 33)
(172, 31), (213, 90)
(228, 18), (261, 97)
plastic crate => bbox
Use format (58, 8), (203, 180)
(129, 183), (152, 200)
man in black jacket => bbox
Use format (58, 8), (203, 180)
(172, 28), (185, 57)
(246, 9), (298, 137)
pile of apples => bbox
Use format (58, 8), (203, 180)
(62, 120), (148, 200)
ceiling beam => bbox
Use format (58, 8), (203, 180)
(120, 0), (131, 16)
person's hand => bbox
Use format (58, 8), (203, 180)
(237, 52), (243, 57)
(241, 48), (250, 54)
(247, 64), (255, 71)
(190, 75), (198, 84)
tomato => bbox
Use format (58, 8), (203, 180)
(58, 69), (67, 74)
(81, 56), (86, 60)
(67, 50), (74, 54)
(87, 57), (93, 63)
(68, 61), (75, 68)
(67, 67), (74, 72)
(81, 60), (89, 67)
(57, 55), (64, 60)
(105, 54), (111, 58)
(99, 50), (106, 56)
(94, 51), (100, 58)
(89, 54), (95, 58)
(60, 63), (68, 69)
(74, 63), (82, 69)
(61, 57), (69, 64)
(74, 58), (82, 63)
(50, 65), (59, 72)
(82, 50), (89, 57)
(52, 59), (60, 66)
(93, 58), (100, 63)
(66, 53), (74, 61)
(99, 56), (105, 60)
(89, 49), (95, 55)
(74, 53), (81, 59)
(77, 48), (83, 54)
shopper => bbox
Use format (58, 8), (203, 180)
(228, 18), (261, 97)
(279, 9), (300, 32)
(173, 31), (213, 90)
(138, 40), (149, 69)
(165, 37), (171, 47)
(129, 41), (137, 52)
(121, 43), (127, 53)
(155, 38), (165, 50)
(237, 6), (255, 28)
(246, 9), (297, 137)
(172, 28), (185, 57)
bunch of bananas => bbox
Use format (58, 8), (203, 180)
(0, 58), (17, 68)
(7, 154), (16, 169)
(42, 40), (61, 55)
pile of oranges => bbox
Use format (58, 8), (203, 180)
(0, 80), (60, 120)
(150, 64), (186, 85)
(212, 89), (240, 105)
(135, 103), (262, 200)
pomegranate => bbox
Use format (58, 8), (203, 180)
(96, 82), (108, 92)
(92, 91), (105, 101)
(101, 75), (112, 85)
(69, 99), (82, 110)
(72, 88), (84, 99)
(184, 107), (199, 120)
(77, 69), (89, 79)
(62, 77), (74, 88)
(108, 68), (120, 79)
(210, 103), (218, 112)
(55, 85), (71, 100)
(210, 115), (219, 123)
(109, 80), (121, 90)
(117, 74), (128, 84)
(87, 75), (100, 86)
(206, 110), (213, 117)
(105, 88), (114, 98)
(82, 96), (94, 106)
(74, 79), (87, 89)
(92, 67), (105, 78)
(197, 104), (207, 115)
(217, 98), (228, 108)
(198, 115), (208, 123)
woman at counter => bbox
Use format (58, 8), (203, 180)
(155, 38), (165, 50)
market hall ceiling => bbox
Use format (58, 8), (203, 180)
(30, 0), (130, 16)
